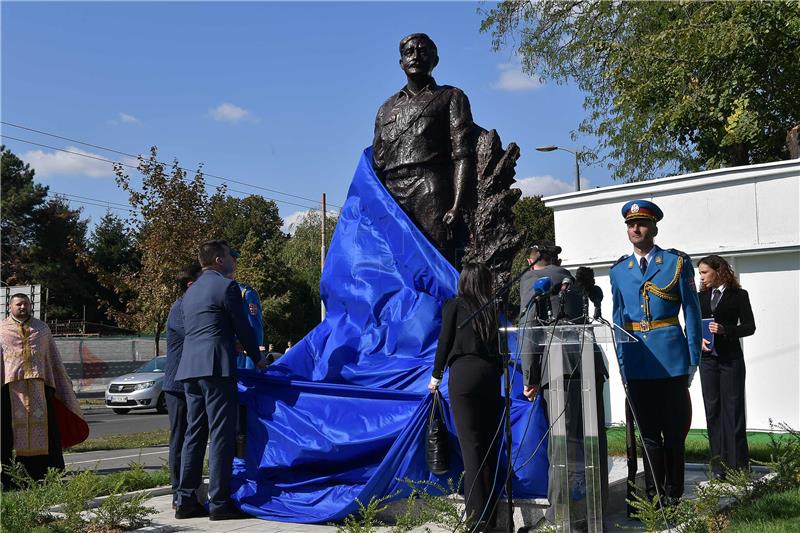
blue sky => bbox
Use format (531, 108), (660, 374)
(2, 1), (613, 230)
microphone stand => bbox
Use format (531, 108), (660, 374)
(458, 264), (534, 533)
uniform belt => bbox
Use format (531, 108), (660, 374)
(624, 317), (679, 332)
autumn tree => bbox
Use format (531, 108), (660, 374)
(481, 1), (800, 181)
(113, 148), (223, 352)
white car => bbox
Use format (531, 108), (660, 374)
(105, 356), (167, 414)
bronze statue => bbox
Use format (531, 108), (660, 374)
(372, 33), (473, 265)
(373, 33), (523, 283)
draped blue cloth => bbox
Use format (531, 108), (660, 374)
(232, 148), (549, 523)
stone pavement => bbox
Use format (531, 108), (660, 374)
(132, 459), (723, 533)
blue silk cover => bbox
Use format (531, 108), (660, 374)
(232, 148), (548, 523)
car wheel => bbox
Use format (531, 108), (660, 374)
(113, 408), (131, 415)
(156, 393), (167, 414)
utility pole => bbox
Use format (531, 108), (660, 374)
(321, 193), (327, 322)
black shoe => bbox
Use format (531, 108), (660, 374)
(175, 502), (208, 519)
(209, 501), (250, 521)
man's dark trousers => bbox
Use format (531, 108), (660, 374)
(165, 391), (190, 505)
(627, 376), (689, 500)
(177, 376), (238, 512)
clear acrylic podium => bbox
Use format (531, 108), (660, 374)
(510, 321), (636, 532)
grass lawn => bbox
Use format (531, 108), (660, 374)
(66, 429), (170, 453)
(606, 427), (789, 463)
(725, 486), (800, 533)
(66, 424), (789, 465)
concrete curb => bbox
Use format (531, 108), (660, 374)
(49, 484), (173, 513)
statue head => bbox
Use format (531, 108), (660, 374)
(399, 33), (439, 78)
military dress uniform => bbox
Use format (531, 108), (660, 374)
(610, 200), (702, 503)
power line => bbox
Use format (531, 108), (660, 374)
(52, 194), (135, 213)
(52, 191), (133, 210)
(1, 135), (339, 216)
(1, 121), (343, 209)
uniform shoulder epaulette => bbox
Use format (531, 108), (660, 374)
(665, 248), (692, 261)
(611, 255), (629, 269)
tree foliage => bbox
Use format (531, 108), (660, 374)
(87, 211), (140, 321)
(481, 1), (800, 181)
(113, 148), (223, 350)
(1, 145), (49, 284)
(509, 195), (555, 307)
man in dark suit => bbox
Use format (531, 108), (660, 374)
(174, 240), (266, 521)
(163, 262), (202, 510)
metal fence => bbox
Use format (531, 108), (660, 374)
(56, 337), (167, 394)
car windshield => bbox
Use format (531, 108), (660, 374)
(135, 357), (167, 373)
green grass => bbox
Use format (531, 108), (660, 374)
(606, 427), (791, 463)
(66, 429), (170, 453)
(725, 486), (800, 533)
(77, 398), (105, 407)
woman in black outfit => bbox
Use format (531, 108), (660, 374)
(429, 263), (502, 533)
(697, 255), (756, 477)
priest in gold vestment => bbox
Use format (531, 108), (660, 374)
(1, 293), (89, 488)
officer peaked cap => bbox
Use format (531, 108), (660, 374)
(621, 199), (663, 223)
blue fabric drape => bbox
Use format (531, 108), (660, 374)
(232, 148), (548, 523)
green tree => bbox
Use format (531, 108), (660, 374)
(509, 195), (555, 306)
(481, 1), (800, 181)
(1, 145), (49, 284)
(275, 210), (338, 346)
(25, 197), (99, 321)
(281, 210), (338, 304)
(87, 211), (140, 322)
(208, 194), (284, 250)
(113, 148), (223, 351)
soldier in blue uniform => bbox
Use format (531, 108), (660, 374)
(229, 249), (265, 355)
(610, 199), (702, 505)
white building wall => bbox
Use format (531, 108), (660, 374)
(544, 160), (800, 430)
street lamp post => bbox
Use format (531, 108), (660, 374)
(536, 145), (581, 192)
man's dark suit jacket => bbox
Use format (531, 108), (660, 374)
(175, 269), (261, 381)
(699, 287), (756, 359)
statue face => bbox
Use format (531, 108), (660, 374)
(399, 38), (438, 77)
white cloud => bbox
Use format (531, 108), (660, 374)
(515, 175), (590, 197)
(107, 112), (142, 126)
(492, 61), (543, 92)
(281, 209), (312, 234)
(209, 102), (254, 123)
(20, 147), (136, 179)
(118, 112), (141, 125)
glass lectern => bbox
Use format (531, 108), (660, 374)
(510, 321), (636, 532)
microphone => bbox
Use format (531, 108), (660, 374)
(556, 277), (572, 319)
(532, 277), (552, 299)
(559, 277), (572, 293)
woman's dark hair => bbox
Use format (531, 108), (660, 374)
(176, 262), (203, 293)
(698, 254), (741, 290)
(458, 262), (498, 347)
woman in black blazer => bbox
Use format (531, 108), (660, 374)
(429, 263), (502, 533)
(697, 255), (756, 477)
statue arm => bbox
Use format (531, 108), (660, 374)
(444, 89), (475, 225)
(372, 106), (385, 174)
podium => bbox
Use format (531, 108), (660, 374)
(511, 321), (636, 532)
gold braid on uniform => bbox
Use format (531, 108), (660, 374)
(642, 256), (683, 321)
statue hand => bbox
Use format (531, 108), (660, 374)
(442, 208), (458, 226)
